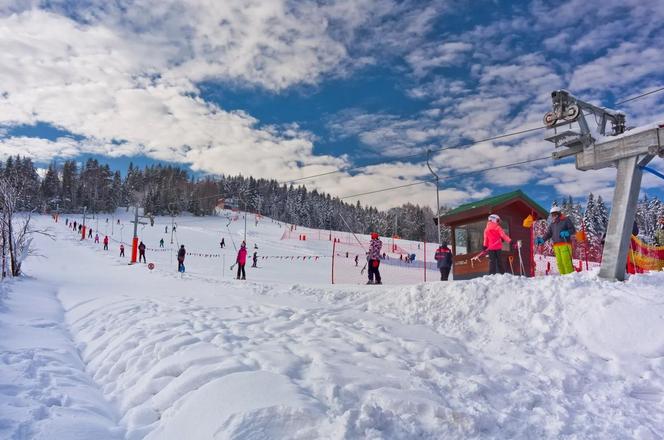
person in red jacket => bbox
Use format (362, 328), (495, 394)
(434, 241), (453, 281)
(236, 241), (247, 280)
(483, 214), (511, 275)
(103, 236), (109, 250)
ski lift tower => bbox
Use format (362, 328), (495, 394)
(544, 90), (664, 280)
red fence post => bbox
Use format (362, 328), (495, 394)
(131, 236), (138, 264)
(331, 239), (336, 285)
(423, 240), (427, 282)
(530, 211), (535, 277)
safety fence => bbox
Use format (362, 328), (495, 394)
(280, 224), (356, 243)
(59, 216), (662, 284)
(628, 236), (664, 272)
(331, 239), (440, 285)
(61, 218), (332, 262)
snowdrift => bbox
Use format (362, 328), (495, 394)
(1, 215), (663, 439)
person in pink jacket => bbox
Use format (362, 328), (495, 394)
(483, 214), (511, 275)
(236, 241), (247, 280)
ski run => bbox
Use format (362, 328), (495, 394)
(1, 212), (664, 439)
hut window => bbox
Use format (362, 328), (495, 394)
(455, 219), (511, 254)
(454, 220), (485, 255)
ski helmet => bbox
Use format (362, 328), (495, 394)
(371, 232), (379, 239)
(550, 206), (562, 214)
(488, 214), (500, 223)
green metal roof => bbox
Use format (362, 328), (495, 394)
(445, 190), (547, 217)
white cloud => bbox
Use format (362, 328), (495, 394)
(0, 9), (355, 183)
(406, 41), (473, 77)
(570, 43), (664, 93)
(540, 162), (617, 200)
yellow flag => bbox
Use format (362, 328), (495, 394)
(522, 214), (534, 228)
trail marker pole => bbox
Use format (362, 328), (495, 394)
(426, 150), (442, 246)
(331, 239), (336, 284)
(81, 206), (87, 240)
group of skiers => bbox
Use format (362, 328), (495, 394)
(364, 204), (581, 284)
(364, 232), (453, 284)
(65, 204), (590, 284)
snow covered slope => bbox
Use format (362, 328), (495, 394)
(1, 214), (663, 439)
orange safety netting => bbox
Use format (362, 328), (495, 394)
(628, 235), (664, 272)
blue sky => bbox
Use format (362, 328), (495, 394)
(1, 0), (663, 210)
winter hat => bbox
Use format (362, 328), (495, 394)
(371, 232), (379, 239)
(488, 214), (500, 223)
(441, 241), (448, 247)
(550, 206), (562, 214)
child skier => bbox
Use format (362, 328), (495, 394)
(94, 233), (99, 243)
(434, 241), (453, 281)
(252, 251), (258, 268)
(367, 232), (383, 285)
(236, 241), (247, 280)
(120, 244), (125, 257)
(535, 206), (576, 275)
(159, 238), (164, 248)
(177, 245), (186, 273)
(103, 236), (109, 250)
(220, 238), (225, 248)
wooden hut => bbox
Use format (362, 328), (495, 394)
(438, 190), (548, 280)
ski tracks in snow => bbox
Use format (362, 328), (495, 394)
(0, 278), (123, 440)
(7, 218), (664, 439)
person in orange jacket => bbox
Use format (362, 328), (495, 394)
(483, 214), (511, 275)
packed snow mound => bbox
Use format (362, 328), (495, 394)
(2, 215), (664, 439)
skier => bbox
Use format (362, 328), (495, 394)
(117, 219), (120, 225)
(159, 238), (164, 248)
(367, 232), (383, 285)
(252, 251), (258, 268)
(535, 206), (576, 275)
(120, 244), (125, 257)
(355, 255), (359, 267)
(236, 241), (247, 280)
(172, 224), (177, 232)
(483, 214), (511, 275)
(73, 221), (77, 229)
(177, 245), (186, 273)
(434, 241), (453, 281)
(220, 238), (225, 248)
(65, 218), (69, 226)
(88, 228), (93, 238)
(165, 225), (168, 233)
(103, 236), (109, 250)
(94, 233), (99, 244)
(138, 241), (146, 263)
